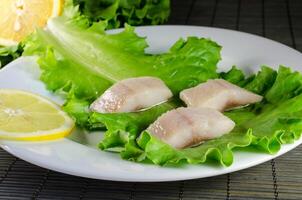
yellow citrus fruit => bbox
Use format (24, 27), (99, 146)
(0, 0), (64, 46)
(0, 89), (74, 141)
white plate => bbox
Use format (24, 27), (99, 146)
(1, 26), (302, 182)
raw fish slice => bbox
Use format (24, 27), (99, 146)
(90, 77), (173, 113)
(146, 107), (235, 149)
(180, 79), (263, 111)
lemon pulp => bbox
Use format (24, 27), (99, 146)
(0, 89), (74, 141)
(0, 0), (64, 46)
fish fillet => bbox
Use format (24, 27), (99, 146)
(180, 79), (263, 111)
(90, 77), (173, 113)
(147, 107), (235, 149)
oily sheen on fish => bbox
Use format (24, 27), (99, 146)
(180, 79), (263, 111)
(147, 107), (235, 149)
(90, 77), (173, 113)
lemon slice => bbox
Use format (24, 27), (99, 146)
(0, 89), (74, 141)
(0, 0), (64, 46)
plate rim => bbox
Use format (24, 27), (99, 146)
(1, 138), (302, 182)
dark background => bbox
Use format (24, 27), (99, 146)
(0, 0), (302, 199)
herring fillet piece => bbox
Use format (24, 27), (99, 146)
(90, 77), (173, 113)
(180, 79), (263, 111)
(146, 107), (235, 149)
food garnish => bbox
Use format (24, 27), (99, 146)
(0, 89), (74, 141)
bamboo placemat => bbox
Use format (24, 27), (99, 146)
(1, 0), (302, 199)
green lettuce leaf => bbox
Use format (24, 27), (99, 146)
(0, 45), (22, 68)
(135, 66), (302, 166)
(23, 10), (221, 127)
(24, 14), (220, 100)
(73, 0), (170, 29)
(137, 130), (253, 166)
(219, 66), (245, 84)
(23, 8), (221, 157)
(265, 66), (302, 104)
(87, 65), (302, 166)
(244, 66), (277, 95)
(63, 97), (93, 129)
(89, 100), (179, 159)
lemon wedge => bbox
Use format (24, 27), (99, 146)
(0, 0), (64, 46)
(0, 89), (74, 141)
